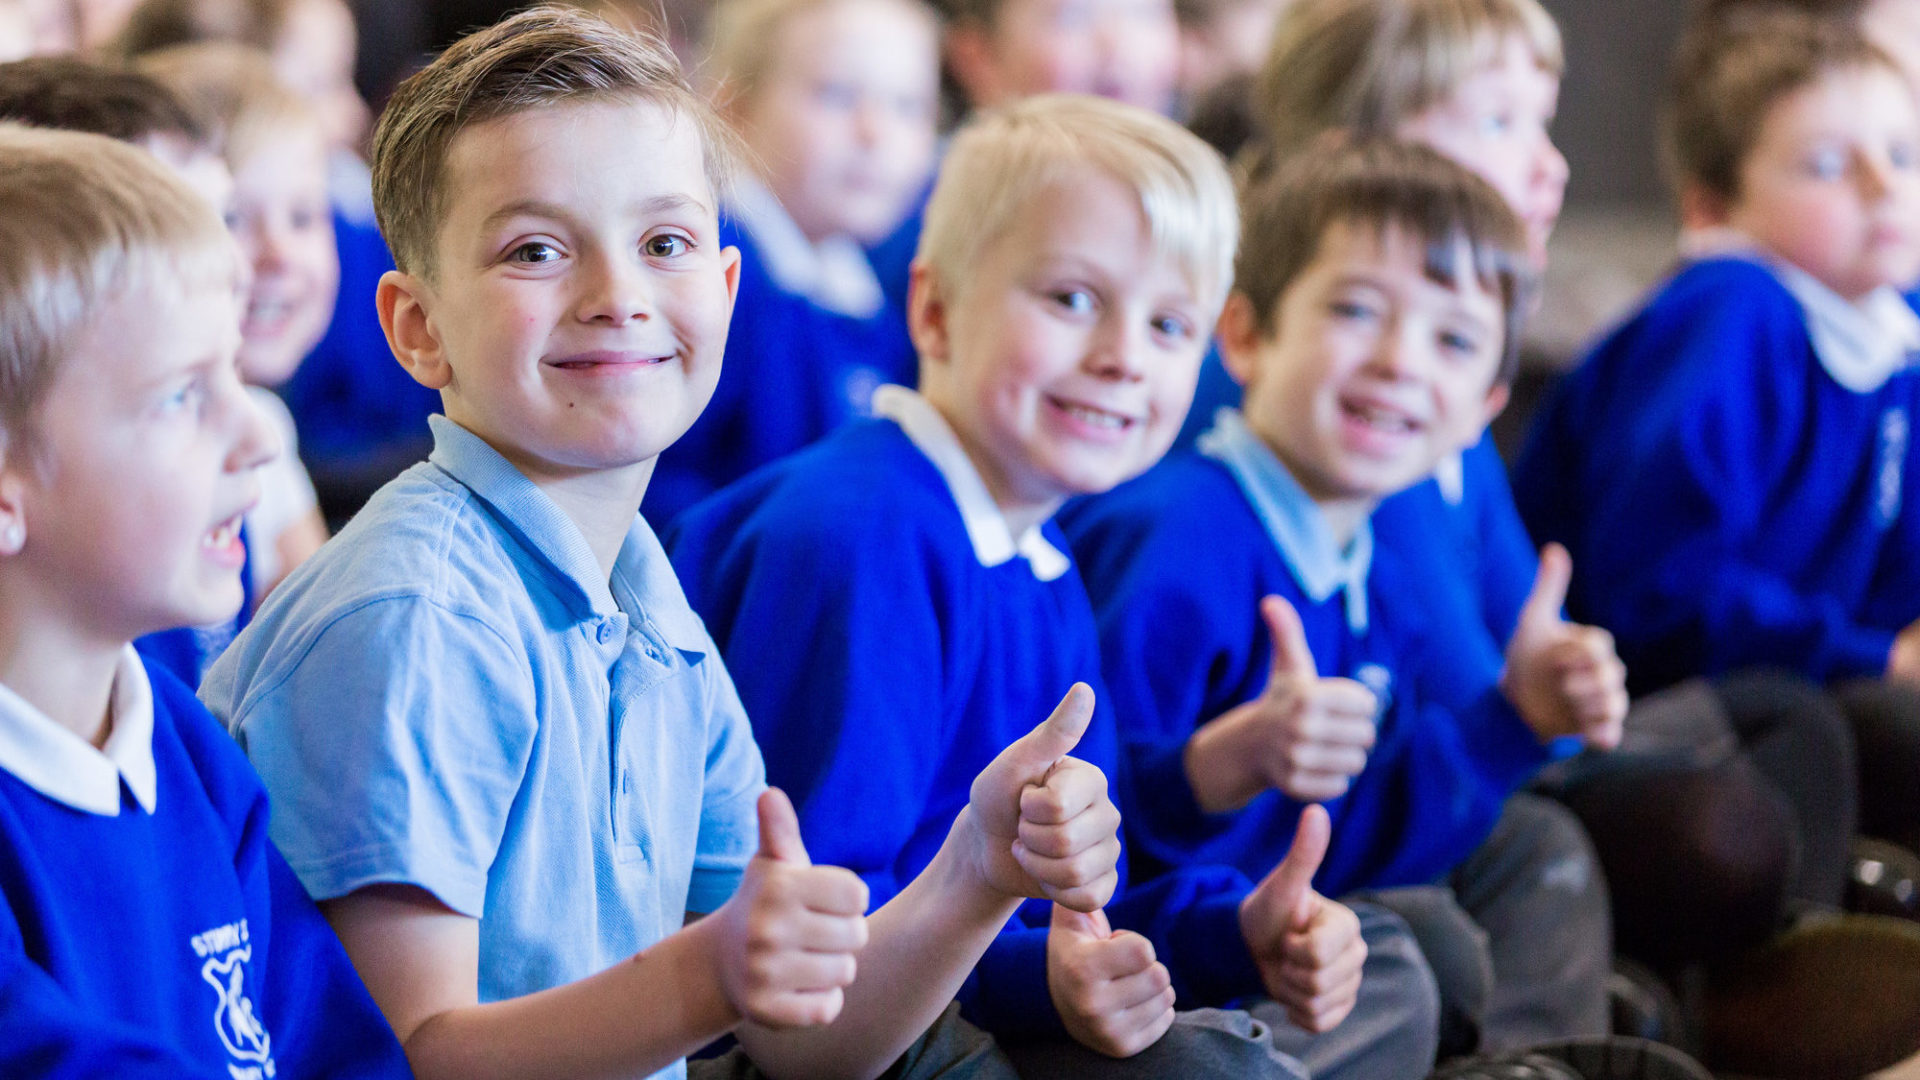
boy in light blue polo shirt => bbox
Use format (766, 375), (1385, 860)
(201, 9), (1128, 1080)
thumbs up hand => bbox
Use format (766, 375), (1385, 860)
(1501, 544), (1628, 750)
(1186, 596), (1378, 813)
(715, 788), (871, 1029)
(1047, 904), (1177, 1057)
(1238, 805), (1366, 1033)
(963, 683), (1123, 912)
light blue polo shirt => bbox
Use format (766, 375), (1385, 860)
(202, 416), (765, 1029)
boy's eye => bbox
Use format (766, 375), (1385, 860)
(159, 376), (208, 414)
(1478, 111), (1516, 137)
(1438, 328), (1483, 357)
(813, 81), (861, 111)
(1890, 139), (1918, 171)
(645, 234), (692, 258)
(1051, 288), (1095, 314)
(509, 241), (563, 264)
(1805, 148), (1848, 181)
(1150, 312), (1194, 341)
(1330, 298), (1380, 323)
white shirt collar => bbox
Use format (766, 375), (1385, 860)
(872, 385), (1073, 582)
(727, 176), (886, 320)
(1199, 408), (1373, 633)
(1682, 228), (1920, 393)
(0, 646), (157, 815)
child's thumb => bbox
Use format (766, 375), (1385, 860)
(1003, 682), (1095, 777)
(1261, 595), (1318, 683)
(1520, 543), (1574, 629)
(1050, 901), (1112, 939)
(1260, 804), (1331, 931)
(756, 787), (812, 866)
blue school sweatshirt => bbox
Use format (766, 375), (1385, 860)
(1512, 256), (1920, 691)
(667, 418), (1263, 1040)
(0, 659), (407, 1079)
(1062, 449), (1552, 897)
(641, 215), (917, 532)
(279, 209), (440, 505)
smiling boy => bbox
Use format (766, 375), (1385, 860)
(0, 123), (410, 1079)
(1064, 140), (1626, 1052)
(201, 10), (1126, 1080)
(668, 95), (1445, 1079)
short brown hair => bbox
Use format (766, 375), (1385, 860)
(370, 5), (735, 278)
(1665, 4), (1897, 202)
(112, 0), (299, 58)
(0, 56), (204, 147)
(135, 43), (321, 171)
(1235, 139), (1533, 385)
(1254, 0), (1563, 164)
(0, 123), (236, 456)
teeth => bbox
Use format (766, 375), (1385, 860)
(203, 515), (240, 549)
(1350, 403), (1414, 432)
(1061, 402), (1127, 430)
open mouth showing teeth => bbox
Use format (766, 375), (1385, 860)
(550, 356), (670, 370)
(1342, 400), (1418, 434)
(1053, 397), (1134, 431)
(203, 514), (242, 549)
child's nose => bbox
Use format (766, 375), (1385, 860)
(577, 255), (654, 325)
(1084, 316), (1147, 380)
(226, 382), (283, 474)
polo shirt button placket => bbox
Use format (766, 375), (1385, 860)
(596, 620), (618, 646)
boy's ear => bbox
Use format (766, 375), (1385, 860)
(1480, 381), (1512, 428)
(0, 449), (29, 556)
(377, 270), (453, 391)
(1679, 183), (1731, 231)
(1215, 292), (1263, 389)
(907, 260), (952, 368)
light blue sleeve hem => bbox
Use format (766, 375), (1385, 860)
(288, 847), (490, 918)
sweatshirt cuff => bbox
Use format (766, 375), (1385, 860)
(1465, 689), (1556, 792)
(1826, 626), (1898, 682)
(1164, 892), (1265, 1007)
(956, 924), (1065, 1043)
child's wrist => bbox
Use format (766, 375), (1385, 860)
(938, 807), (1036, 914)
(1185, 713), (1259, 813)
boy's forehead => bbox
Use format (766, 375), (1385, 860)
(436, 98), (717, 251)
(1311, 217), (1501, 306)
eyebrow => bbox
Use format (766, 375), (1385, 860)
(477, 193), (713, 234)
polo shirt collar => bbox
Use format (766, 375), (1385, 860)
(428, 414), (620, 617)
(1683, 229), (1920, 393)
(872, 385), (1073, 582)
(727, 176), (886, 320)
(1199, 408), (1372, 633)
(0, 646), (157, 815)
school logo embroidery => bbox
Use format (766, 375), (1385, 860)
(1877, 407), (1908, 529)
(1354, 663), (1394, 719)
(191, 919), (276, 1079)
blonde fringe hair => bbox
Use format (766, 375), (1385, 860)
(1256, 0), (1563, 162)
(0, 123), (236, 455)
(370, 5), (736, 278)
(918, 93), (1240, 315)
(135, 42), (322, 172)
(703, 0), (936, 107)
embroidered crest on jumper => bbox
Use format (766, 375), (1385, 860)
(1877, 406), (1908, 529)
(1354, 663), (1394, 719)
(191, 919), (276, 1079)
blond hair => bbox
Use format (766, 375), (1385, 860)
(0, 123), (236, 454)
(705, 0), (936, 107)
(135, 42), (320, 171)
(1665, 5), (1897, 202)
(371, 5), (736, 278)
(919, 93), (1239, 312)
(1255, 0), (1562, 163)
(113, 0), (301, 58)
(1237, 140), (1533, 384)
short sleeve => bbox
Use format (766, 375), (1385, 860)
(687, 655), (766, 914)
(217, 596), (539, 916)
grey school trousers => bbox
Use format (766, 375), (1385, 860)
(1361, 793), (1613, 1054)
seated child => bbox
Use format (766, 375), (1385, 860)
(1242, 0), (1878, 1015)
(0, 121), (408, 1079)
(1063, 140), (1625, 1051)
(668, 93), (1440, 1079)
(1514, 4), (1920, 891)
(0, 54), (261, 688)
(119, 0), (441, 524)
(139, 44), (332, 597)
(641, 0), (937, 530)
(201, 10), (1127, 1080)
